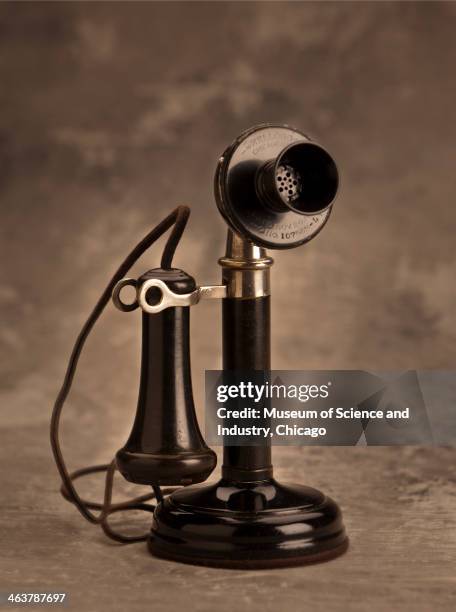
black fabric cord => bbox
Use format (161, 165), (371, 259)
(50, 206), (190, 543)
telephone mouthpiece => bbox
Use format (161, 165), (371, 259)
(215, 124), (339, 249)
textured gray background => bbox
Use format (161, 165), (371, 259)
(1, 2), (455, 611)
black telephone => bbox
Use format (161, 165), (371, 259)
(51, 123), (347, 569)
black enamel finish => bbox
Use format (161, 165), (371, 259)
(116, 268), (217, 487)
(149, 479), (348, 569)
(147, 126), (347, 568)
(222, 296), (272, 481)
(256, 141), (339, 215)
(149, 294), (348, 567)
(214, 124), (338, 249)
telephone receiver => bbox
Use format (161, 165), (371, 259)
(52, 123), (348, 568)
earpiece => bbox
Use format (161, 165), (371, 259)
(115, 268), (217, 487)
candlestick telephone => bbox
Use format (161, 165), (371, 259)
(51, 124), (348, 568)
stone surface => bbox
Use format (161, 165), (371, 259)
(0, 2), (455, 611)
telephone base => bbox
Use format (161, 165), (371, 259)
(149, 478), (348, 569)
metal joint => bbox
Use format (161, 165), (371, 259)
(218, 231), (273, 298)
(112, 277), (227, 314)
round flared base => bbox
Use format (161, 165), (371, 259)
(148, 478), (348, 569)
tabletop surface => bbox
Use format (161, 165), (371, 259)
(2, 435), (455, 611)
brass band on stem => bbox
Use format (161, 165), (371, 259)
(218, 230), (273, 298)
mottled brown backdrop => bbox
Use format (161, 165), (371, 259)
(1, 2), (455, 611)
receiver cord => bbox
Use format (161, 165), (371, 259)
(50, 206), (190, 543)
